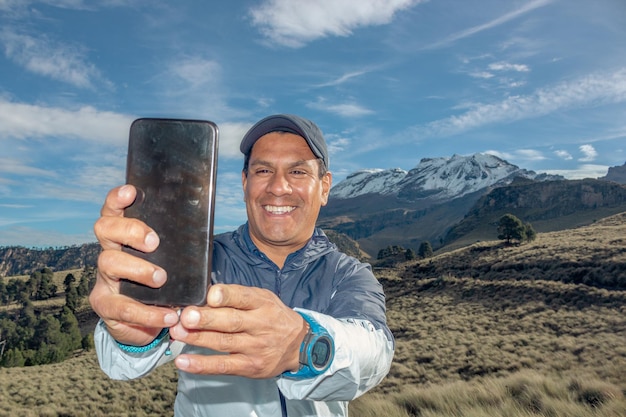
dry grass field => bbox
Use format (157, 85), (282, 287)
(1, 213), (625, 416)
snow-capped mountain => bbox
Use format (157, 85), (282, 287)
(330, 153), (560, 201)
(330, 168), (408, 197)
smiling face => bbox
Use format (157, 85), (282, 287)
(242, 131), (332, 267)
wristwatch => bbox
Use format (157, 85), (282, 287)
(287, 312), (335, 379)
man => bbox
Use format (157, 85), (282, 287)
(90, 114), (394, 416)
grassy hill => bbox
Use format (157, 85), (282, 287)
(1, 213), (625, 416)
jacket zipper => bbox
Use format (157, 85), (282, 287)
(274, 268), (282, 298)
(276, 268), (288, 417)
(280, 390), (288, 416)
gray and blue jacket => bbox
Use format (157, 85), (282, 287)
(94, 224), (394, 417)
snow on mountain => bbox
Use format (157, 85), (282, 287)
(330, 168), (407, 199)
(330, 153), (559, 201)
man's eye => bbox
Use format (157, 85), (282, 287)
(291, 170), (307, 175)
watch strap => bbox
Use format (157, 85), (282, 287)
(116, 328), (169, 354)
(283, 311), (334, 380)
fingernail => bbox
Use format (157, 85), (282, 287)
(152, 269), (166, 286)
(119, 184), (133, 198)
(164, 312), (179, 326)
(185, 309), (201, 326)
(171, 324), (188, 339)
(176, 356), (190, 370)
(145, 232), (159, 249)
(209, 287), (223, 305)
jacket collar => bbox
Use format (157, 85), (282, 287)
(231, 223), (336, 270)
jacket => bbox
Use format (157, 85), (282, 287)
(94, 224), (394, 417)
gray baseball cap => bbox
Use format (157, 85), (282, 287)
(240, 114), (329, 170)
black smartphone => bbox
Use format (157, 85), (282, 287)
(120, 118), (218, 307)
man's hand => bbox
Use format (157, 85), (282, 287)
(89, 185), (179, 346)
(169, 284), (308, 379)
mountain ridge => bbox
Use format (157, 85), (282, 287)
(330, 153), (563, 202)
(320, 155), (626, 257)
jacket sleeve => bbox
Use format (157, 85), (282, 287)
(93, 320), (181, 380)
(276, 309), (394, 401)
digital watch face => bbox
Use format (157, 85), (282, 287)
(311, 337), (332, 370)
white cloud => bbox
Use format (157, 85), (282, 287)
(217, 121), (253, 159)
(0, 0), (21, 11)
(426, 68), (626, 136)
(169, 57), (221, 88)
(256, 97), (274, 108)
(515, 149), (546, 160)
(425, 0), (555, 49)
(554, 150), (573, 160)
(0, 29), (109, 89)
(506, 80), (526, 88)
(316, 71), (368, 88)
(484, 150), (513, 161)
(579, 144), (598, 162)
(0, 157), (57, 177)
(542, 164), (608, 180)
(488, 62), (530, 72)
(0, 0), (138, 12)
(470, 71), (495, 79)
(152, 56), (243, 122)
(307, 98), (374, 117)
(484, 149), (545, 162)
(249, 0), (422, 47)
(0, 99), (133, 144)
(325, 135), (351, 156)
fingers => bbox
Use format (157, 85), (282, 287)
(101, 184), (136, 217)
(95, 293), (179, 331)
(89, 272), (179, 345)
(95, 185), (159, 253)
(176, 285), (276, 335)
(90, 185), (177, 346)
(98, 247), (166, 287)
(170, 323), (245, 354)
(206, 284), (263, 309)
(175, 353), (269, 378)
(95, 212), (159, 252)
(168, 284), (307, 378)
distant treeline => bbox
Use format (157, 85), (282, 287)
(0, 243), (100, 277)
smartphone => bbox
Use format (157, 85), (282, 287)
(120, 118), (218, 307)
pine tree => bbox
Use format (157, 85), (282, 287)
(1, 348), (25, 367)
(31, 315), (66, 364)
(59, 307), (82, 352)
(497, 214), (526, 244)
(65, 285), (80, 313)
(63, 273), (76, 293)
(524, 223), (537, 242)
(31, 268), (57, 300)
(77, 268), (95, 297)
(418, 241), (433, 258)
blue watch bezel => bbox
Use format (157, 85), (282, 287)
(284, 311), (334, 379)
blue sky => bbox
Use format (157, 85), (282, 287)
(1, 0), (625, 248)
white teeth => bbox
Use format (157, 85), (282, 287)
(264, 205), (296, 214)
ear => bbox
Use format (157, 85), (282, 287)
(241, 171), (248, 201)
(320, 172), (332, 206)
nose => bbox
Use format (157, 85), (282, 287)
(266, 171), (292, 196)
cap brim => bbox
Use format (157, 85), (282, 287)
(241, 115), (308, 155)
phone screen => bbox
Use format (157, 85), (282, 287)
(120, 118), (218, 306)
